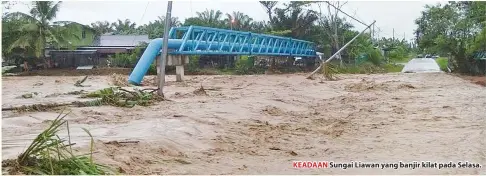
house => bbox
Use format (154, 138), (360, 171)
(48, 34), (150, 68)
(78, 35), (150, 58)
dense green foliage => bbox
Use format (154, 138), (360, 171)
(332, 62), (403, 74)
(235, 55), (261, 74)
(2, 2), (94, 65)
(435, 57), (449, 72)
(2, 1), (421, 74)
(415, 1), (486, 75)
(107, 42), (158, 75)
(108, 43), (147, 68)
(186, 55), (201, 73)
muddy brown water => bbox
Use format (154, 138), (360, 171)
(2, 73), (485, 174)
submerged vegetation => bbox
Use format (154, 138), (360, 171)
(2, 87), (165, 112)
(2, 111), (113, 175)
(79, 87), (164, 107)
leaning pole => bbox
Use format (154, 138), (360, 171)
(306, 20), (376, 79)
(158, 1), (173, 96)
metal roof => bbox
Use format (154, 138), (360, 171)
(93, 35), (150, 47)
(50, 50), (98, 52)
(78, 46), (136, 49)
(48, 50), (98, 55)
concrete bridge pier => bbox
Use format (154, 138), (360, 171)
(156, 54), (189, 82)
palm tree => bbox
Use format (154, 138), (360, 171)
(250, 21), (269, 33)
(91, 21), (113, 35)
(224, 11), (254, 31)
(111, 19), (137, 35)
(272, 2), (319, 39)
(156, 16), (182, 27)
(137, 21), (163, 39)
(3, 1), (93, 69)
(196, 9), (223, 27)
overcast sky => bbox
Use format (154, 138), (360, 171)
(5, 1), (438, 41)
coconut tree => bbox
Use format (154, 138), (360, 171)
(3, 1), (93, 70)
(195, 9), (224, 28)
(156, 16), (182, 27)
(224, 11), (254, 31)
(111, 19), (138, 35)
(91, 21), (113, 35)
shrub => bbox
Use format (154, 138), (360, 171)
(383, 64), (404, 72)
(186, 55), (200, 73)
(148, 63), (157, 75)
(333, 62), (388, 74)
(367, 48), (384, 66)
(108, 53), (131, 67)
(436, 57), (449, 72)
(235, 55), (256, 74)
(108, 44), (146, 68)
(388, 46), (410, 62)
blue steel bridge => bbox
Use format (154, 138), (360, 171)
(128, 25), (319, 85)
(165, 25), (317, 56)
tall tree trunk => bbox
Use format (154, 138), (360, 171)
(41, 47), (47, 69)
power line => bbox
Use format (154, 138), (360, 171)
(190, 0), (193, 18)
(349, 7), (366, 25)
(132, 1), (150, 45)
(323, 1), (368, 27)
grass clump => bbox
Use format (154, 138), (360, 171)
(321, 62), (339, 80)
(2, 111), (112, 175)
(79, 87), (164, 107)
(318, 62), (403, 79)
(333, 62), (384, 74)
(383, 64), (404, 73)
(436, 57), (449, 72)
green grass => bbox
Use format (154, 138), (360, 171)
(390, 56), (412, 63)
(2, 110), (113, 175)
(383, 64), (404, 73)
(322, 62), (404, 76)
(436, 57), (449, 71)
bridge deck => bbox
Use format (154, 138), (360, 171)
(165, 26), (317, 57)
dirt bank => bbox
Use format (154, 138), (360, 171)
(2, 73), (485, 174)
(459, 75), (486, 87)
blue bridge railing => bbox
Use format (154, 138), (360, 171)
(164, 25), (317, 57)
(128, 25), (319, 85)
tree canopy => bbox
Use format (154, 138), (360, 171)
(415, 1), (486, 74)
(3, 1), (417, 69)
(2, 1), (93, 63)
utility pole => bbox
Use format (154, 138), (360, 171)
(158, 1), (172, 96)
(392, 28), (395, 41)
(372, 24), (375, 40)
(307, 21), (376, 79)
